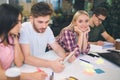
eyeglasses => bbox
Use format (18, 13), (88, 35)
(96, 16), (104, 23)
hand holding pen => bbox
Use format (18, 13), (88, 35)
(50, 58), (65, 73)
(62, 48), (77, 64)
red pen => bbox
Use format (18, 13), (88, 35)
(36, 67), (48, 77)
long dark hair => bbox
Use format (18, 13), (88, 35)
(0, 4), (22, 44)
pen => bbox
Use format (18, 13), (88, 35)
(62, 48), (77, 64)
(79, 59), (91, 64)
(50, 72), (54, 80)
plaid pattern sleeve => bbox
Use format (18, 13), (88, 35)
(83, 43), (90, 54)
(56, 30), (81, 57)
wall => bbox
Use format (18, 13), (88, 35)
(0, 0), (8, 4)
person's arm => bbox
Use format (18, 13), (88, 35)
(20, 44), (51, 67)
(76, 27), (90, 53)
(74, 26), (83, 50)
(89, 41), (104, 46)
(89, 41), (100, 45)
(0, 60), (47, 80)
(82, 30), (90, 53)
(20, 44), (64, 73)
(0, 67), (47, 80)
(55, 30), (80, 62)
(20, 71), (47, 80)
(89, 31), (115, 46)
(50, 42), (66, 58)
(57, 30), (80, 56)
(0, 62), (7, 80)
(12, 35), (24, 67)
(50, 41), (77, 63)
(102, 31), (116, 43)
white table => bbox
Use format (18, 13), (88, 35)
(54, 55), (120, 80)
(19, 47), (120, 80)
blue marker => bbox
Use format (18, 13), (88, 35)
(79, 59), (91, 64)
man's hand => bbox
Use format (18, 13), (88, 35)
(49, 58), (65, 73)
(97, 41), (104, 46)
(64, 48), (77, 63)
(68, 55), (76, 63)
(21, 71), (47, 80)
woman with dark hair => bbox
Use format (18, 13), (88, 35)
(0, 4), (47, 80)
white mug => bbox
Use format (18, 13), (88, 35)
(5, 67), (21, 80)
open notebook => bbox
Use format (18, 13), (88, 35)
(98, 51), (120, 67)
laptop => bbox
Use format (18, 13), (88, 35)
(98, 51), (120, 67)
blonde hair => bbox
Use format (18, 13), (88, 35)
(64, 10), (89, 30)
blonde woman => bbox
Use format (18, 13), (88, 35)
(56, 10), (90, 59)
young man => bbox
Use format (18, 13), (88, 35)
(19, 2), (74, 73)
(88, 7), (115, 46)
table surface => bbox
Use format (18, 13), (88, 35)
(19, 44), (120, 80)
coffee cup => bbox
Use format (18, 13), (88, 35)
(115, 39), (120, 50)
(5, 67), (21, 80)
